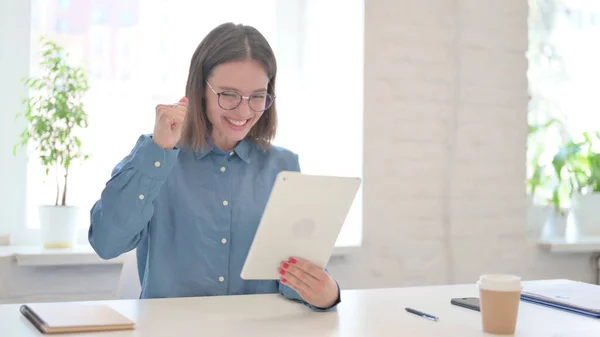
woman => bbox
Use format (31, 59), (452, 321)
(88, 22), (340, 311)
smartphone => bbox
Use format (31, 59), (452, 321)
(450, 297), (480, 312)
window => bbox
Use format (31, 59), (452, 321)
(91, 8), (108, 24)
(24, 0), (364, 248)
(31, 0), (42, 29)
(55, 19), (70, 33)
(58, 0), (70, 10)
(528, 0), (600, 206)
(118, 10), (137, 27)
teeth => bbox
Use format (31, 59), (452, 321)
(226, 117), (248, 126)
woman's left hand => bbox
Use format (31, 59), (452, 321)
(279, 257), (339, 309)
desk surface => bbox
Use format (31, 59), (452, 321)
(1, 280), (598, 337)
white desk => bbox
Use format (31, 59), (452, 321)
(0, 280), (598, 337)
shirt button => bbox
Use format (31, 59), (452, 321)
(219, 276), (225, 282)
(154, 161), (161, 168)
(220, 167), (226, 172)
(229, 151), (234, 156)
(222, 200), (229, 206)
(138, 194), (145, 200)
(221, 238), (227, 244)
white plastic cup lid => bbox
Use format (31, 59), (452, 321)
(477, 274), (522, 292)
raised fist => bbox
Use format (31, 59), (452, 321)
(153, 97), (188, 149)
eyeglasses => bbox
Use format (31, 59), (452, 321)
(206, 81), (275, 112)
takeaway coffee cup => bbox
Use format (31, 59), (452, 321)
(477, 274), (522, 335)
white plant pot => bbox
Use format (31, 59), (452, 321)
(541, 211), (568, 239)
(38, 205), (79, 249)
(571, 193), (600, 236)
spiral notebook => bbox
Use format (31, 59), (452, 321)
(521, 279), (600, 318)
(20, 303), (135, 334)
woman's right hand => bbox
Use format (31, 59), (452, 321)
(153, 97), (189, 149)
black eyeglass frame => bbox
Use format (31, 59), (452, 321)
(205, 81), (275, 112)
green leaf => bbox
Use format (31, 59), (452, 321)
(528, 118), (560, 135)
(551, 186), (561, 212)
(13, 36), (91, 204)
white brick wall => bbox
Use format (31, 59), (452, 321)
(0, 0), (594, 302)
(326, 0), (595, 289)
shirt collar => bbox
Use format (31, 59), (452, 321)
(194, 138), (251, 164)
(233, 139), (251, 163)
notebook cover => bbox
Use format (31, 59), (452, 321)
(521, 280), (600, 315)
(20, 303), (135, 334)
(520, 296), (600, 318)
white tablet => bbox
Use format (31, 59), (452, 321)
(240, 171), (361, 280)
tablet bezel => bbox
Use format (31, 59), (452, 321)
(240, 171), (361, 280)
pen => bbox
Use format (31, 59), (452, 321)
(405, 307), (439, 321)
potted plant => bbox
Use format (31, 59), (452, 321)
(14, 38), (90, 248)
(527, 118), (561, 201)
(551, 131), (600, 236)
(526, 118), (563, 238)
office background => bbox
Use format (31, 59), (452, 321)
(0, 0), (598, 303)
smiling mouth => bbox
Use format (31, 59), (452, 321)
(225, 117), (251, 127)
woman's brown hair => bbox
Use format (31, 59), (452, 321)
(180, 22), (278, 152)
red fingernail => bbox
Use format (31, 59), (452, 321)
(281, 278), (287, 283)
(282, 262), (289, 269)
(279, 268), (286, 275)
(289, 258), (297, 264)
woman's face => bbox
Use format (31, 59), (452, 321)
(205, 59), (270, 151)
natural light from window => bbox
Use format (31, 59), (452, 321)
(528, 0), (600, 205)
(25, 0), (364, 247)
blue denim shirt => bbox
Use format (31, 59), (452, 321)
(88, 134), (339, 311)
